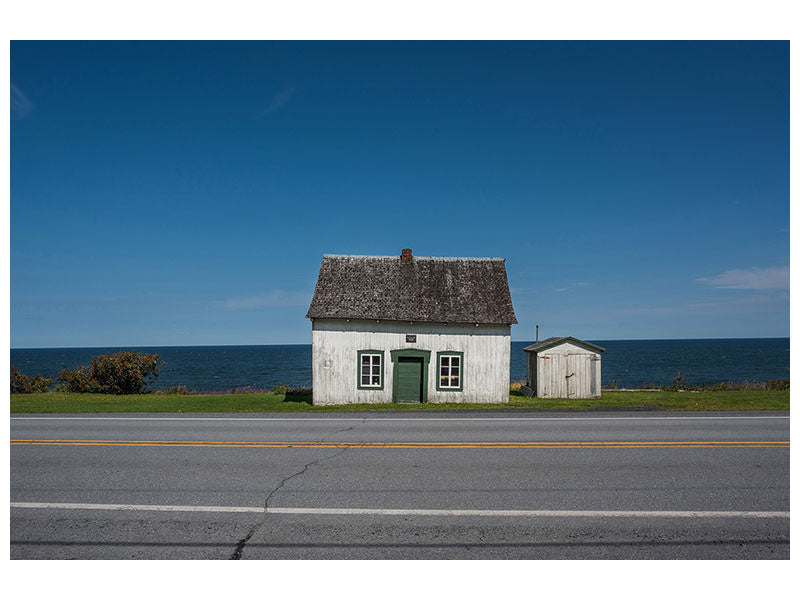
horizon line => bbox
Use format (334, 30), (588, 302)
(10, 335), (790, 351)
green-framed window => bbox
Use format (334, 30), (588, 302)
(436, 351), (464, 391)
(357, 350), (384, 390)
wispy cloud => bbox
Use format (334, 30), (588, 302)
(614, 291), (787, 316)
(11, 83), (33, 119)
(697, 266), (789, 290)
(260, 87), (295, 117)
(216, 290), (309, 310)
(554, 282), (589, 293)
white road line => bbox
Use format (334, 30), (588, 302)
(12, 502), (261, 513)
(9, 502), (790, 518)
(9, 415), (789, 422)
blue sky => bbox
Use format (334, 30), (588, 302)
(10, 41), (789, 347)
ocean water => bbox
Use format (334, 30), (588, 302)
(10, 338), (789, 392)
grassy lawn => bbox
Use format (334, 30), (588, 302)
(9, 389), (789, 413)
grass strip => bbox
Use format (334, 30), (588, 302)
(9, 389), (789, 413)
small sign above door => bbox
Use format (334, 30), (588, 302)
(406, 334), (417, 343)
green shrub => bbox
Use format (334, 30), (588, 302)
(56, 363), (94, 393)
(10, 366), (52, 393)
(662, 371), (689, 391)
(766, 379), (789, 390)
(57, 350), (163, 394)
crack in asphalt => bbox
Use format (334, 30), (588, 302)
(230, 425), (356, 560)
(321, 425), (355, 442)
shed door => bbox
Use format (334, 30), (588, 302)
(566, 354), (591, 398)
(394, 357), (424, 403)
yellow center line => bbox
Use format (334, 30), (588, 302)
(10, 439), (790, 449)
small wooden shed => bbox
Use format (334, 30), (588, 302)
(523, 337), (604, 399)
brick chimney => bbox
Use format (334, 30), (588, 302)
(401, 248), (412, 261)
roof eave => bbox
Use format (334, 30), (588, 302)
(523, 336), (605, 353)
(306, 315), (515, 326)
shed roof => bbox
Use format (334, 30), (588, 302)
(523, 336), (605, 353)
(306, 253), (517, 324)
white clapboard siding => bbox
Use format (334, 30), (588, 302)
(534, 341), (602, 399)
(312, 319), (511, 405)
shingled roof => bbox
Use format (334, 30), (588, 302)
(306, 253), (517, 324)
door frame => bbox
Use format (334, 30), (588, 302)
(390, 349), (431, 403)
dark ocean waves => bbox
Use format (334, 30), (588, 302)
(10, 338), (789, 392)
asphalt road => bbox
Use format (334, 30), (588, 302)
(10, 411), (790, 559)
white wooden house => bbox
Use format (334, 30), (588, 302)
(306, 249), (517, 405)
(523, 337), (604, 399)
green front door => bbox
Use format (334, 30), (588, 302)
(394, 357), (424, 403)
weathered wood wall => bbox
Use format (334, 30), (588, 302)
(311, 319), (511, 405)
(526, 351), (536, 389)
(533, 341), (601, 399)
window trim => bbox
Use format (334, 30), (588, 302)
(357, 349), (385, 390)
(436, 351), (464, 392)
